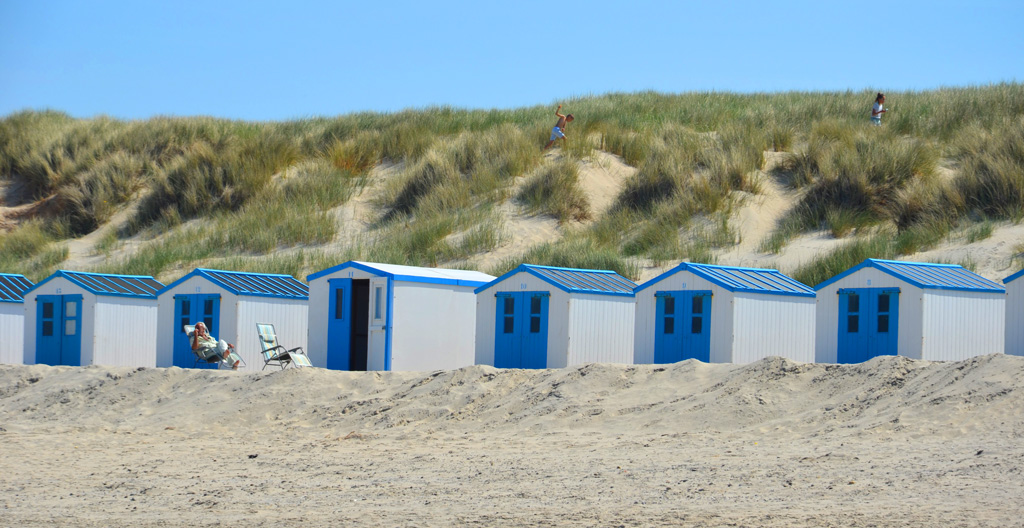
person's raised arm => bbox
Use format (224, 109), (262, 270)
(555, 104), (565, 118)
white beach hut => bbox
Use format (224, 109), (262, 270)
(1004, 268), (1024, 356)
(22, 271), (164, 367)
(633, 263), (817, 364)
(307, 261), (494, 371)
(156, 268), (309, 370)
(0, 273), (34, 365)
(815, 259), (1005, 363)
(475, 264), (636, 369)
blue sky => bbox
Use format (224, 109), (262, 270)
(1, 0), (1022, 121)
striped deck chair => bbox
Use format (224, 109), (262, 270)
(256, 323), (312, 370)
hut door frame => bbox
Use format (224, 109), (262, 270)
(837, 288), (900, 363)
(36, 294), (83, 366)
(654, 290), (712, 363)
(493, 291), (549, 369)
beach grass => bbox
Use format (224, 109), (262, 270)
(2, 85), (1024, 278)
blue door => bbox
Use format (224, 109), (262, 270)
(654, 291), (712, 363)
(327, 278), (353, 370)
(494, 292), (549, 369)
(837, 288), (899, 363)
(172, 294), (221, 368)
(36, 294), (83, 366)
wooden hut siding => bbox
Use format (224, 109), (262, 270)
(389, 282), (479, 371)
(0, 303), (26, 364)
(0, 274), (33, 364)
(1007, 270), (1024, 355)
(731, 293), (817, 364)
(920, 290), (1005, 361)
(564, 294), (635, 367)
(234, 298), (309, 368)
(91, 297), (160, 367)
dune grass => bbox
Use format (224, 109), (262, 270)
(3, 85), (1024, 278)
(0, 220), (68, 280)
(516, 158), (591, 223)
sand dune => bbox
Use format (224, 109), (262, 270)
(2, 356), (1022, 526)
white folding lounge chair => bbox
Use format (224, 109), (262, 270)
(184, 324), (245, 369)
(257, 322), (312, 370)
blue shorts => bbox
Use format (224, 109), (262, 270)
(871, 116), (882, 126)
(550, 126), (566, 141)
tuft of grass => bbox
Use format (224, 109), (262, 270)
(893, 219), (951, 255)
(491, 236), (640, 281)
(965, 220), (994, 243)
(516, 158), (591, 223)
(0, 220), (68, 280)
(791, 235), (895, 287)
(951, 118), (1024, 220)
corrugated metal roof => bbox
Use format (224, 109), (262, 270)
(159, 268), (308, 299)
(0, 273), (34, 303)
(815, 259), (1005, 293)
(1004, 268), (1024, 284)
(477, 264), (636, 296)
(25, 270), (165, 298)
(635, 263), (815, 297)
(307, 261), (494, 287)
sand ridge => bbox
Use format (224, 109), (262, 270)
(1, 355), (1022, 526)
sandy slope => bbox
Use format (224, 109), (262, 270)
(1, 355), (1022, 526)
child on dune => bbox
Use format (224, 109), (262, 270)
(543, 104), (574, 150)
(871, 93), (887, 126)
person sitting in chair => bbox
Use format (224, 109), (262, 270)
(191, 322), (241, 370)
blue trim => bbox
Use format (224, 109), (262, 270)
(384, 277), (394, 371)
(1004, 268), (1024, 284)
(307, 261), (489, 288)
(24, 270), (164, 299)
(475, 264), (636, 297)
(635, 262), (815, 297)
(157, 268), (308, 300)
(814, 259), (1005, 293)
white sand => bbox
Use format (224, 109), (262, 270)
(2, 355), (1022, 526)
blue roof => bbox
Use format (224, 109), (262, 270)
(24, 270), (165, 299)
(635, 262), (815, 298)
(307, 261), (494, 288)
(1005, 268), (1024, 284)
(815, 259), (1005, 293)
(476, 264), (636, 297)
(158, 268), (308, 299)
(0, 273), (34, 303)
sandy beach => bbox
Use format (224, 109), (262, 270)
(2, 355), (1022, 526)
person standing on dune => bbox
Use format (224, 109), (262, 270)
(543, 104), (574, 150)
(871, 93), (887, 126)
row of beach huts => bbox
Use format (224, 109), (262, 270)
(1, 259), (1023, 371)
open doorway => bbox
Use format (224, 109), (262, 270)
(349, 279), (369, 370)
